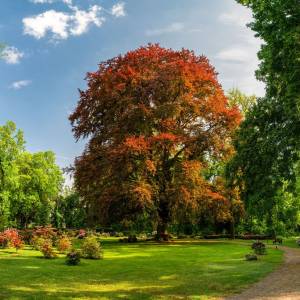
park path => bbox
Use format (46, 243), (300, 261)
(225, 246), (300, 300)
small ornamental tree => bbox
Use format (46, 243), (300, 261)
(70, 44), (241, 238)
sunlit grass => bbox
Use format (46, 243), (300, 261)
(0, 239), (283, 299)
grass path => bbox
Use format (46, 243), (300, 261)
(225, 246), (300, 300)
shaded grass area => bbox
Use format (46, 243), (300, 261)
(0, 239), (283, 300)
(283, 237), (300, 248)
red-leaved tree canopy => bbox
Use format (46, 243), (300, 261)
(70, 44), (241, 237)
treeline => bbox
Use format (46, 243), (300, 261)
(0, 121), (85, 230)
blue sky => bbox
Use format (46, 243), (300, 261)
(0, 0), (264, 173)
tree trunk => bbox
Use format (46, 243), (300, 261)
(230, 220), (235, 239)
(156, 220), (169, 241)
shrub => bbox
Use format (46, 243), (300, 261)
(33, 226), (57, 243)
(81, 236), (103, 259)
(31, 236), (46, 251)
(40, 240), (57, 259)
(128, 235), (138, 243)
(297, 239), (300, 247)
(77, 229), (86, 239)
(0, 229), (24, 251)
(0, 233), (8, 248)
(245, 254), (258, 261)
(57, 236), (72, 253)
(272, 237), (283, 245)
(66, 249), (81, 265)
(13, 238), (24, 251)
(251, 241), (266, 255)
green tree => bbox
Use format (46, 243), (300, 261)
(0, 122), (24, 229)
(227, 0), (300, 234)
(53, 187), (86, 229)
(0, 121), (63, 228)
(11, 151), (63, 227)
(226, 88), (256, 118)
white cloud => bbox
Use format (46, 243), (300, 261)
(23, 5), (104, 40)
(146, 22), (184, 36)
(70, 6), (105, 36)
(111, 2), (126, 17)
(9, 80), (32, 90)
(215, 3), (265, 97)
(216, 46), (251, 63)
(219, 8), (252, 27)
(30, 0), (72, 4)
(2, 47), (24, 64)
(23, 10), (70, 39)
(31, 0), (54, 3)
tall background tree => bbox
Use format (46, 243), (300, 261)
(70, 44), (241, 237)
(0, 121), (63, 229)
(226, 0), (300, 235)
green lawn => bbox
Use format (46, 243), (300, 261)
(283, 237), (300, 248)
(0, 239), (283, 300)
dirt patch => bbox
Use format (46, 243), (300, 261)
(225, 247), (300, 300)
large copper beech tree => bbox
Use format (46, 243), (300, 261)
(70, 45), (241, 237)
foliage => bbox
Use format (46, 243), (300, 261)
(66, 249), (81, 265)
(31, 226), (57, 250)
(31, 236), (46, 251)
(226, 88), (256, 118)
(40, 239), (57, 259)
(77, 229), (86, 239)
(251, 241), (266, 255)
(81, 236), (103, 259)
(0, 233), (8, 248)
(227, 0), (300, 234)
(53, 187), (86, 229)
(0, 229), (24, 251)
(0, 121), (63, 229)
(57, 236), (72, 253)
(70, 44), (241, 236)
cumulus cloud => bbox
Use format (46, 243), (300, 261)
(24, 1), (125, 40)
(9, 80), (32, 90)
(2, 47), (24, 64)
(111, 2), (126, 17)
(23, 5), (105, 40)
(146, 22), (184, 36)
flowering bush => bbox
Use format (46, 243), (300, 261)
(66, 249), (81, 265)
(13, 238), (24, 251)
(0, 229), (24, 251)
(40, 239), (57, 259)
(33, 226), (57, 241)
(19, 229), (34, 244)
(81, 236), (103, 259)
(31, 236), (46, 251)
(0, 233), (8, 248)
(77, 229), (86, 239)
(57, 236), (72, 253)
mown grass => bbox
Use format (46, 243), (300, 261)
(0, 239), (283, 300)
(283, 236), (300, 248)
